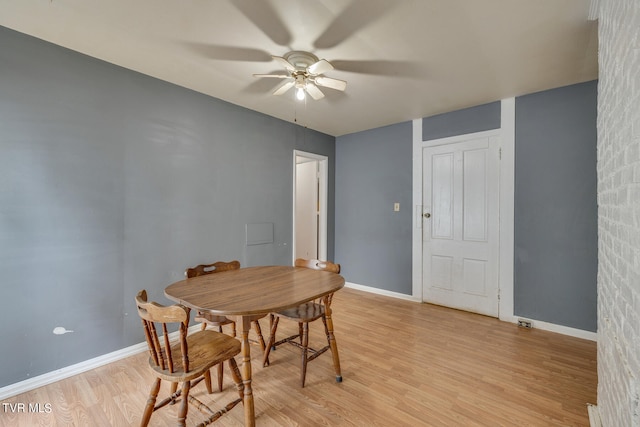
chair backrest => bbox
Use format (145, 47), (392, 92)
(295, 258), (341, 274)
(185, 260), (241, 278)
(135, 290), (190, 374)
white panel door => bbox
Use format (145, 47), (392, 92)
(422, 135), (500, 317)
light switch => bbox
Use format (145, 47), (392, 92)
(394, 203), (400, 212)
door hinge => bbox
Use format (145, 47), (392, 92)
(499, 147), (502, 159)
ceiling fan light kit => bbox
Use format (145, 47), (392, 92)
(253, 50), (347, 101)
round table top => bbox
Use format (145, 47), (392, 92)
(165, 265), (345, 316)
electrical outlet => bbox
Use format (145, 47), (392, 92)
(517, 319), (533, 329)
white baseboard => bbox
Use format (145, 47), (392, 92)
(0, 343), (146, 401)
(0, 325), (200, 401)
(587, 404), (602, 427)
(344, 281), (422, 302)
(345, 282), (597, 342)
(503, 315), (597, 342)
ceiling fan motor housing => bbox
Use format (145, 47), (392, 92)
(284, 51), (320, 71)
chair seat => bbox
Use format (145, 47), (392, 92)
(149, 330), (241, 383)
(276, 301), (325, 322)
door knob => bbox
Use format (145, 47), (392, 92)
(423, 212), (431, 218)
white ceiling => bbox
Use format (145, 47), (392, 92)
(0, 0), (598, 137)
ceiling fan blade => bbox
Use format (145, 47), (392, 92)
(330, 59), (426, 78)
(253, 74), (291, 79)
(273, 80), (295, 96)
(183, 42), (272, 62)
(307, 59), (334, 75)
(305, 83), (325, 100)
(313, 0), (399, 49)
(230, 0), (292, 47)
(314, 76), (347, 91)
(243, 77), (288, 95)
(272, 56), (297, 72)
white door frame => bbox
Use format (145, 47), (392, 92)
(411, 98), (515, 322)
(292, 150), (328, 264)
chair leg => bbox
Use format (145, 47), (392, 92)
(204, 369), (214, 394)
(227, 357), (245, 400)
(252, 319), (267, 352)
(301, 322), (310, 388)
(298, 322), (304, 346)
(213, 325), (225, 391)
(140, 378), (160, 427)
(269, 314), (276, 350)
(170, 382), (178, 398)
(262, 316), (279, 367)
(217, 363), (224, 392)
(177, 380), (190, 427)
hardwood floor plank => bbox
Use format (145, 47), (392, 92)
(0, 288), (596, 426)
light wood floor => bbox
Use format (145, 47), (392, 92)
(0, 288), (597, 426)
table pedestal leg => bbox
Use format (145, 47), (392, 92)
(238, 316), (255, 426)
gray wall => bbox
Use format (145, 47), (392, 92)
(422, 101), (501, 141)
(514, 81), (598, 332)
(335, 122), (413, 294)
(0, 26), (335, 387)
(335, 91), (597, 333)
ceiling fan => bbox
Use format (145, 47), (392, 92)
(252, 51), (347, 101)
(185, 2), (421, 100)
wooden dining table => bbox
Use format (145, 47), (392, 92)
(164, 265), (345, 426)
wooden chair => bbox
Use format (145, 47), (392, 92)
(262, 258), (342, 387)
(186, 260), (267, 391)
(186, 261), (241, 338)
(134, 290), (244, 427)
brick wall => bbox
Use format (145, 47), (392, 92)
(597, 0), (640, 425)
